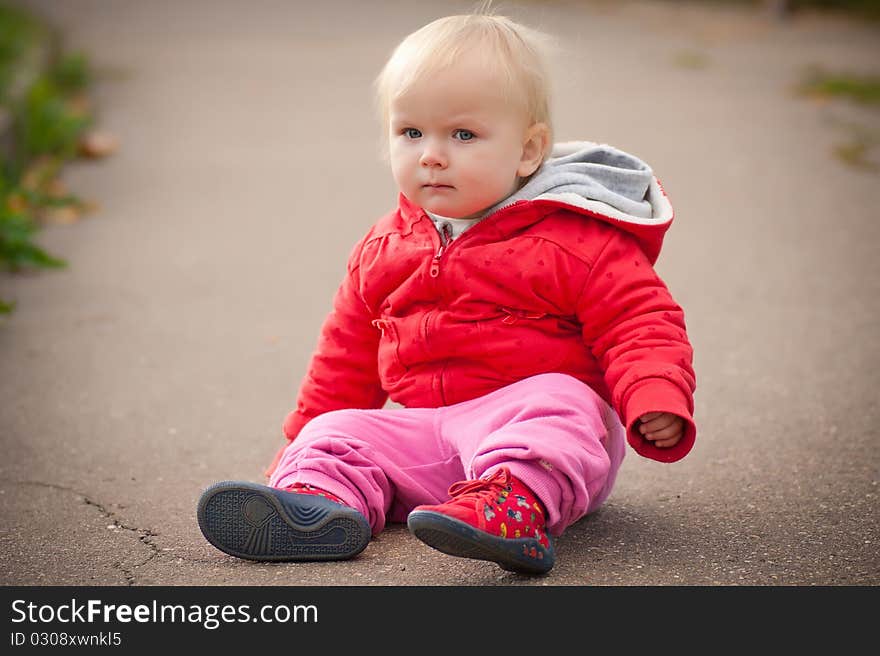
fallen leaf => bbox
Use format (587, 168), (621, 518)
(65, 94), (93, 118)
(38, 205), (82, 225)
(45, 177), (69, 198)
(20, 157), (60, 192)
(79, 130), (120, 158)
(6, 193), (27, 213)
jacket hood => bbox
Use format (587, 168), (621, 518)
(488, 141), (674, 264)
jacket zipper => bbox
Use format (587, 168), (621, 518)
(425, 202), (521, 405)
(427, 202), (519, 278)
(430, 222), (453, 278)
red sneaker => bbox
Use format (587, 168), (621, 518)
(407, 467), (555, 574)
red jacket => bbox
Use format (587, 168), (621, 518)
(269, 148), (696, 474)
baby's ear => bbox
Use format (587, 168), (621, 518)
(517, 122), (550, 178)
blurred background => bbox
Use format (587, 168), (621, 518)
(1, 0), (878, 585)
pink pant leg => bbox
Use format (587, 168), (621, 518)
(269, 374), (625, 537)
(268, 407), (464, 535)
(438, 373), (626, 535)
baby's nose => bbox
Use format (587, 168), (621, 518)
(419, 142), (447, 168)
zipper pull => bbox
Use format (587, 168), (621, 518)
(430, 223), (452, 278)
(430, 249), (443, 278)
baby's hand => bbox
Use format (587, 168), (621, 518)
(638, 412), (685, 449)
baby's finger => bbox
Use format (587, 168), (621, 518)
(640, 414), (677, 434)
(653, 433), (682, 448)
(643, 421), (683, 442)
(640, 411), (663, 423)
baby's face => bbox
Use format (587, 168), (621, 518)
(388, 53), (536, 219)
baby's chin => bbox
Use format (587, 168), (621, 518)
(421, 200), (496, 221)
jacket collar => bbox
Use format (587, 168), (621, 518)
(397, 187), (672, 265)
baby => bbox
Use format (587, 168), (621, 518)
(197, 11), (696, 575)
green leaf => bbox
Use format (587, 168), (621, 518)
(0, 205), (66, 271)
(16, 76), (91, 160)
(51, 52), (91, 94)
(800, 67), (880, 105)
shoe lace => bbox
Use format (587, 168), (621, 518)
(447, 467), (512, 505)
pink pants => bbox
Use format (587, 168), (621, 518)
(268, 373), (626, 536)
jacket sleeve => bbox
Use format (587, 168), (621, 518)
(577, 230), (696, 463)
(265, 236), (388, 477)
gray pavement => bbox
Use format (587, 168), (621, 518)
(1, 0), (878, 586)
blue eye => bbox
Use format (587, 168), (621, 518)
(403, 128), (422, 139)
(454, 130), (475, 141)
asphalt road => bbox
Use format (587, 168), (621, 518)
(1, 0), (878, 588)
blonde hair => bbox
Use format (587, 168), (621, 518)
(374, 9), (553, 143)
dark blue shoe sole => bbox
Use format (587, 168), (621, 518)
(197, 481), (371, 562)
(407, 510), (555, 575)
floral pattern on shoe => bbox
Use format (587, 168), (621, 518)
(416, 467), (551, 551)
